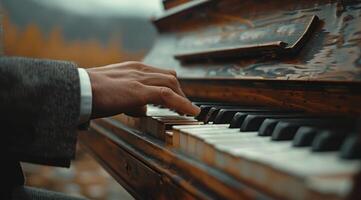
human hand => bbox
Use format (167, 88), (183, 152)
(86, 61), (200, 118)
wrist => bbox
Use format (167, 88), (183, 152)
(85, 69), (103, 119)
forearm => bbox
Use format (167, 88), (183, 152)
(0, 56), (80, 167)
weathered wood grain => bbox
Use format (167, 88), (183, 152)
(144, 0), (361, 115)
(180, 79), (361, 115)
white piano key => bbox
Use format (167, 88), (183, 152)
(146, 105), (179, 116)
(212, 133), (361, 177)
(188, 128), (241, 157)
(162, 103), (361, 198)
(176, 124), (231, 153)
(181, 126), (238, 155)
(200, 132), (361, 198)
(180, 128), (244, 163)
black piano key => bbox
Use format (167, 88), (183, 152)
(195, 105), (213, 121)
(228, 110), (275, 128)
(195, 102), (250, 121)
(340, 134), (361, 159)
(240, 113), (306, 132)
(228, 108), (299, 128)
(271, 118), (351, 141)
(259, 118), (315, 137)
(258, 118), (280, 136)
(229, 112), (249, 128)
(203, 107), (222, 123)
(197, 104), (258, 124)
(240, 115), (269, 131)
(203, 105), (253, 124)
(271, 121), (301, 141)
(311, 130), (348, 152)
(213, 107), (270, 124)
(213, 109), (247, 124)
(292, 126), (319, 147)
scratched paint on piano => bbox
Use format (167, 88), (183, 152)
(175, 15), (317, 61)
(146, 1), (361, 81)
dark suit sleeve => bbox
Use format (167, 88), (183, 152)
(0, 57), (80, 167)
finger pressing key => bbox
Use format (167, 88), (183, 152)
(145, 86), (200, 116)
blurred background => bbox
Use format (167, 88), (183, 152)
(0, 0), (164, 199)
(1, 0), (163, 66)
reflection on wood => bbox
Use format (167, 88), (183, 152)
(2, 14), (142, 67)
(146, 0), (361, 81)
(180, 79), (361, 115)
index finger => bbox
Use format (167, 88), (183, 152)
(144, 86), (200, 116)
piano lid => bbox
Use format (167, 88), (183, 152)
(145, 0), (361, 82)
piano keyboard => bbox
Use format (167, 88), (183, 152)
(114, 103), (361, 198)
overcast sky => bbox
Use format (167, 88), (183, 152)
(33, 0), (164, 18)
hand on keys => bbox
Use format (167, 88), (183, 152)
(86, 61), (200, 118)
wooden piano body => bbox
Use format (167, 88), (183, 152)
(79, 0), (361, 199)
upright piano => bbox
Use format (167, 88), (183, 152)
(79, 0), (361, 199)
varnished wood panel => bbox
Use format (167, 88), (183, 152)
(80, 129), (195, 200)
(146, 0), (361, 81)
(180, 79), (361, 115)
(144, 0), (361, 114)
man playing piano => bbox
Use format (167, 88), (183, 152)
(0, 58), (200, 199)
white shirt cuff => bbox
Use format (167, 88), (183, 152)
(77, 68), (92, 124)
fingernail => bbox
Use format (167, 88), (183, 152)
(193, 105), (201, 116)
